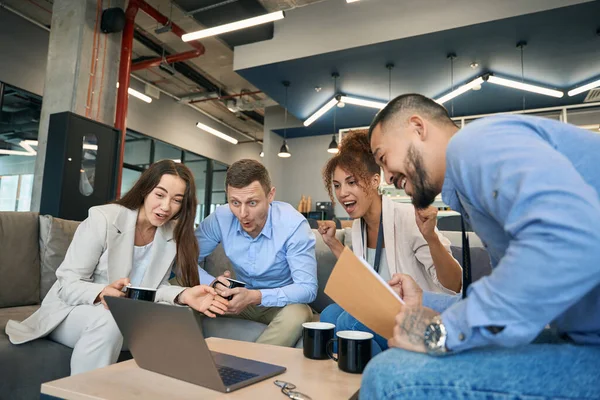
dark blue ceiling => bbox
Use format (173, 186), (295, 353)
(237, 2), (600, 138)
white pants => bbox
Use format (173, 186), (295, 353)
(49, 304), (125, 375)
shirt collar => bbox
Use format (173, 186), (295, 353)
(236, 203), (273, 240)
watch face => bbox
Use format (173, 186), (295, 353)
(424, 323), (442, 351)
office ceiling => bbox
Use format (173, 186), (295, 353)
(237, 1), (600, 138)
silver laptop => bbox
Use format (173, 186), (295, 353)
(105, 296), (286, 393)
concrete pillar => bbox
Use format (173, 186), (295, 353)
(31, 0), (124, 211)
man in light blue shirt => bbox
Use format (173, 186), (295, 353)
(361, 94), (600, 399)
(195, 159), (317, 347)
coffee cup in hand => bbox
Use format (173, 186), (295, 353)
(211, 278), (247, 301)
(125, 285), (157, 302)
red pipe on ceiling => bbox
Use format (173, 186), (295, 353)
(114, 0), (207, 199)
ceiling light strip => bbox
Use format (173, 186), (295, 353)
(196, 122), (239, 144)
(339, 95), (387, 109)
(303, 97), (339, 127)
(182, 11), (285, 42)
(435, 77), (485, 105)
(128, 88), (153, 103)
(568, 78), (600, 97)
(487, 76), (563, 98)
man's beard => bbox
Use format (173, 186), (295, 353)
(405, 144), (438, 209)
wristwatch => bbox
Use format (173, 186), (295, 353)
(423, 315), (450, 356)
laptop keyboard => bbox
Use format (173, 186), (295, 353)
(217, 365), (259, 387)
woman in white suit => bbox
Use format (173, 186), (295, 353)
(6, 160), (228, 375)
(317, 130), (462, 355)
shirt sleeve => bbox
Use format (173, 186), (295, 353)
(260, 220), (318, 307)
(194, 210), (222, 285)
(441, 121), (600, 352)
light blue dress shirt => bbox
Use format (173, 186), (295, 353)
(195, 201), (318, 307)
(435, 115), (600, 352)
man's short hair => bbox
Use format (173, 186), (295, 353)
(225, 159), (272, 195)
(368, 94), (455, 140)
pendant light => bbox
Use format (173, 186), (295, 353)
(278, 81), (291, 158)
(327, 73), (340, 154)
(448, 53), (456, 117)
(387, 62), (394, 101)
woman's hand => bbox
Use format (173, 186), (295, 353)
(317, 220), (344, 258)
(179, 285), (229, 318)
(95, 278), (130, 309)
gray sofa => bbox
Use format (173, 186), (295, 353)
(0, 211), (490, 399)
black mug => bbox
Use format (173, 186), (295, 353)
(326, 331), (373, 374)
(212, 277), (247, 301)
(125, 286), (156, 302)
(302, 322), (335, 360)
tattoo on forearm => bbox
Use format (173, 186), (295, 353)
(399, 308), (430, 345)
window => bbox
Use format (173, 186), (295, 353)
(0, 83), (42, 211)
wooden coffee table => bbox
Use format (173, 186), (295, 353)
(41, 337), (362, 399)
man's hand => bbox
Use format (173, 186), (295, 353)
(219, 287), (261, 315)
(96, 277), (130, 309)
(387, 274), (439, 353)
(211, 270), (232, 296)
(415, 206), (439, 242)
(388, 273), (423, 304)
(179, 285), (229, 318)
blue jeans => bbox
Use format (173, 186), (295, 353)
(360, 337), (600, 399)
(361, 291), (600, 399)
(320, 303), (389, 357)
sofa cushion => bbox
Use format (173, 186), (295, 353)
(39, 215), (81, 300)
(203, 243), (235, 279)
(311, 229), (346, 313)
(0, 212), (40, 308)
(450, 245), (492, 283)
(201, 317), (267, 342)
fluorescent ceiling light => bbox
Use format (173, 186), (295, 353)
(304, 97), (339, 127)
(0, 140), (37, 156)
(0, 149), (35, 156)
(487, 76), (563, 98)
(347, 0), (361, 2)
(339, 95), (387, 110)
(22, 140), (98, 151)
(435, 77), (485, 105)
(172, 159), (181, 163)
(196, 122), (238, 144)
(128, 88), (152, 103)
(19, 140), (36, 154)
(182, 11), (285, 42)
(568, 79), (600, 97)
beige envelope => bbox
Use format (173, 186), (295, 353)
(324, 247), (404, 339)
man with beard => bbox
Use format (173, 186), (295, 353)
(360, 93), (600, 399)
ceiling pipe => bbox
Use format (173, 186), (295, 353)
(189, 90), (263, 104)
(130, 74), (263, 145)
(115, 0), (209, 198)
(114, 0), (139, 198)
(131, 49), (204, 71)
(137, 0), (206, 54)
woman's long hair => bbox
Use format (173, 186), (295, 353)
(115, 160), (200, 287)
(322, 130), (381, 206)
